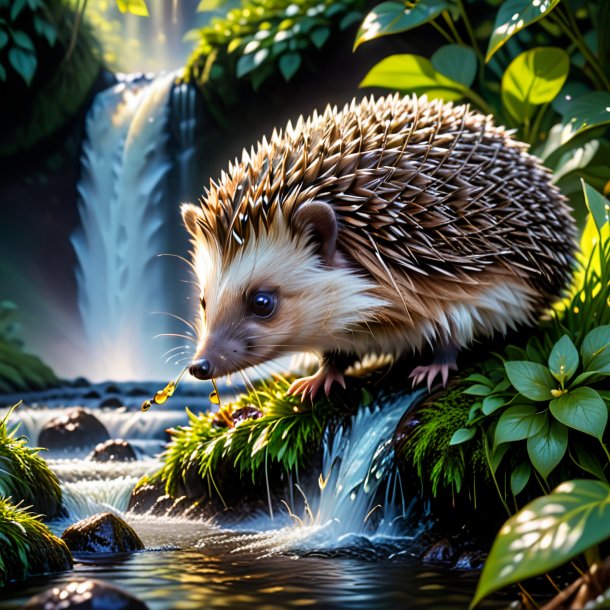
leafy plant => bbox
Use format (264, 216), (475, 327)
(158, 376), (349, 499)
(354, 0), (610, 211)
(0, 404), (62, 517)
(450, 183), (610, 498)
(0, 497), (71, 586)
(471, 479), (610, 608)
(183, 0), (364, 124)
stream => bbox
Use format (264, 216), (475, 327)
(0, 382), (509, 609)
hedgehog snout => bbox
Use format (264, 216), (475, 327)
(189, 358), (212, 380)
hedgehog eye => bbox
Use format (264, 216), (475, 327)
(249, 291), (277, 319)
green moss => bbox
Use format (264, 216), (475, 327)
(399, 383), (485, 499)
(0, 498), (72, 586)
(0, 405), (62, 518)
(159, 376), (350, 499)
(183, 0), (363, 124)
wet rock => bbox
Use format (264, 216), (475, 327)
(61, 512), (144, 553)
(70, 377), (91, 388)
(149, 494), (176, 517)
(126, 387), (148, 397)
(421, 538), (456, 564)
(99, 396), (123, 408)
(38, 407), (110, 450)
(88, 439), (137, 462)
(453, 550), (487, 570)
(232, 405), (264, 424)
(104, 383), (121, 394)
(83, 390), (101, 399)
(24, 579), (149, 610)
(127, 479), (165, 514)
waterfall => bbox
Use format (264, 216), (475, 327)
(70, 72), (200, 382)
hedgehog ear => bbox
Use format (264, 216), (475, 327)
(181, 203), (204, 237)
(293, 201), (338, 266)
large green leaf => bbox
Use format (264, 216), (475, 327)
(550, 387), (608, 439)
(505, 361), (555, 401)
(449, 427), (476, 445)
(548, 335), (579, 384)
(582, 178), (610, 235)
(510, 461), (531, 496)
(526, 418), (568, 478)
(431, 44), (477, 88)
(563, 92), (610, 136)
(485, 0), (562, 62)
(360, 54), (466, 101)
(354, 0), (448, 49)
(501, 47), (569, 123)
(279, 52), (301, 81)
(494, 405), (547, 445)
(582, 325), (610, 372)
(471, 479), (610, 608)
(8, 47), (36, 85)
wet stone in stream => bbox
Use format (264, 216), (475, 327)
(88, 439), (137, 462)
(24, 579), (149, 610)
(38, 407), (110, 451)
(61, 512), (144, 553)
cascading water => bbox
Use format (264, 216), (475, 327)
(199, 391), (424, 556)
(70, 72), (200, 381)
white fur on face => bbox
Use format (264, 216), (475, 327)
(192, 214), (386, 363)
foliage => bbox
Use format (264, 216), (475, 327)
(450, 183), (610, 500)
(399, 383), (484, 499)
(0, 404), (62, 517)
(158, 376), (348, 499)
(0, 0), (102, 155)
(471, 479), (610, 607)
(354, 0), (610, 211)
(0, 497), (71, 586)
(183, 0), (364, 124)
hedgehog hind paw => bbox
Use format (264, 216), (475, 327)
(287, 366), (346, 402)
(409, 361), (457, 391)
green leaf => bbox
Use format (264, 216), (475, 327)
(527, 417), (567, 478)
(10, 0), (27, 20)
(340, 11), (362, 30)
(33, 16), (56, 46)
(0, 30), (7, 50)
(572, 444), (606, 481)
(582, 325), (610, 372)
(0, 63), (6, 81)
(495, 405), (547, 445)
(482, 395), (506, 415)
(431, 44), (477, 88)
(563, 92), (610, 136)
(510, 461), (531, 496)
(196, 0), (227, 11)
(449, 427), (476, 445)
(471, 480), (610, 607)
(549, 387), (608, 439)
(311, 27), (330, 49)
(354, 0), (448, 49)
(485, 0), (561, 62)
(279, 52), (301, 81)
(115, 0), (149, 17)
(464, 373), (494, 387)
(12, 30), (34, 52)
(360, 54), (467, 101)
(236, 53), (256, 78)
(501, 47), (569, 123)
(505, 361), (555, 401)
(548, 335), (579, 384)
(581, 181), (610, 236)
(463, 383), (492, 397)
(8, 47), (36, 85)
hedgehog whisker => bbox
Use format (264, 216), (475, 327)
(151, 311), (198, 334)
(161, 345), (192, 359)
(158, 252), (197, 273)
(153, 333), (197, 343)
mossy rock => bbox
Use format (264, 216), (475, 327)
(0, 406), (62, 519)
(61, 512), (144, 554)
(0, 498), (72, 586)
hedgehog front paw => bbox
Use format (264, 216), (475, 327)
(287, 365), (346, 402)
(409, 362), (457, 391)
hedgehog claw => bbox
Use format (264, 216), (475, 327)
(409, 361), (457, 391)
(288, 365), (346, 402)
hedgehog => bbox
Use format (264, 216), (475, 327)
(181, 94), (575, 399)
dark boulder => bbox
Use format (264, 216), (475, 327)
(421, 538), (456, 564)
(38, 407), (110, 451)
(99, 396), (123, 408)
(127, 479), (165, 515)
(88, 439), (136, 462)
(24, 579), (149, 610)
(82, 390), (101, 399)
(61, 512), (144, 553)
(453, 550), (487, 570)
